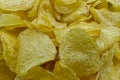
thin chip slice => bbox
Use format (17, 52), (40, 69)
(59, 28), (100, 78)
(0, 0), (35, 11)
(22, 66), (60, 80)
(0, 14), (26, 29)
(0, 32), (17, 72)
(0, 60), (16, 80)
(54, 61), (80, 80)
(16, 29), (57, 76)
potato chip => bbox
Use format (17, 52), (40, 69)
(62, 2), (89, 23)
(16, 29), (57, 76)
(0, 14), (26, 29)
(0, 0), (35, 11)
(54, 61), (80, 80)
(97, 48), (119, 80)
(59, 28), (100, 78)
(96, 26), (120, 52)
(0, 60), (16, 80)
(37, 0), (66, 29)
(0, 32), (17, 72)
(54, 22), (101, 44)
(91, 8), (120, 27)
(52, 0), (81, 14)
(21, 66), (60, 80)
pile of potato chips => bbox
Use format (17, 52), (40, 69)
(0, 0), (120, 80)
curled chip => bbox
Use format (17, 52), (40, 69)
(59, 28), (100, 78)
(0, 0), (35, 11)
(0, 14), (25, 29)
(54, 61), (80, 80)
(16, 29), (57, 76)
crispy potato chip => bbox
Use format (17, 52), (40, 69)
(16, 29), (57, 76)
(59, 28), (100, 78)
(37, 0), (66, 29)
(52, 0), (81, 14)
(54, 61), (80, 80)
(0, 0), (35, 11)
(54, 22), (101, 44)
(96, 26), (120, 52)
(0, 32), (17, 72)
(0, 14), (26, 29)
(62, 2), (89, 23)
(0, 60), (16, 80)
(91, 8), (120, 27)
(22, 66), (60, 80)
(97, 48), (119, 80)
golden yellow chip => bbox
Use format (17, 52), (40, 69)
(54, 22), (101, 44)
(37, 0), (66, 29)
(16, 29), (57, 76)
(0, 14), (26, 29)
(54, 61), (79, 80)
(59, 28), (100, 78)
(62, 2), (89, 23)
(0, 0), (35, 11)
